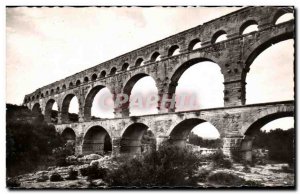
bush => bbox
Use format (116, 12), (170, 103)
(7, 178), (21, 188)
(36, 175), (49, 182)
(210, 150), (232, 169)
(207, 172), (244, 186)
(104, 143), (200, 187)
(79, 164), (107, 180)
(50, 172), (64, 182)
(66, 168), (78, 180)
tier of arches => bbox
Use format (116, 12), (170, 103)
(24, 8), (293, 104)
(57, 106), (294, 161)
(32, 32), (294, 122)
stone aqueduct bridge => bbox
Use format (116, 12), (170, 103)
(23, 7), (295, 160)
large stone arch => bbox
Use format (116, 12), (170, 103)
(82, 125), (112, 155)
(61, 93), (80, 123)
(167, 118), (222, 147)
(120, 122), (154, 154)
(44, 99), (58, 123)
(168, 57), (224, 94)
(122, 72), (158, 116)
(242, 24), (294, 81)
(83, 84), (113, 121)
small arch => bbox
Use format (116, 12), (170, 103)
(240, 20), (259, 35)
(62, 84), (66, 90)
(121, 63), (130, 71)
(150, 52), (161, 62)
(109, 67), (117, 75)
(50, 89), (54, 94)
(41, 93), (44, 98)
(135, 58), (144, 67)
(46, 91), (49, 96)
(76, 80), (81, 86)
(274, 9), (294, 25)
(188, 38), (201, 51)
(36, 94), (39, 99)
(91, 73), (98, 81)
(100, 71), (106, 78)
(84, 77), (89, 83)
(168, 45), (180, 57)
(82, 126), (112, 155)
(120, 123), (153, 154)
(56, 87), (60, 93)
(69, 82), (74, 88)
(212, 30), (227, 43)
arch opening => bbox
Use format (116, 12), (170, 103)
(91, 73), (98, 81)
(135, 58), (144, 67)
(242, 113), (294, 163)
(123, 73), (158, 116)
(170, 58), (224, 111)
(82, 126), (112, 155)
(69, 82), (74, 88)
(275, 12), (294, 25)
(110, 67), (117, 75)
(188, 39), (201, 51)
(76, 80), (81, 86)
(32, 103), (42, 116)
(45, 99), (58, 123)
(84, 85), (114, 120)
(122, 63), (130, 71)
(245, 40), (294, 104)
(240, 20), (258, 35)
(169, 119), (221, 152)
(168, 45), (180, 57)
(212, 30), (227, 43)
(121, 123), (155, 154)
(150, 52), (161, 62)
(61, 94), (79, 123)
(100, 71), (106, 78)
(61, 127), (76, 143)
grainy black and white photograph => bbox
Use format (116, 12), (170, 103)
(6, 5), (295, 189)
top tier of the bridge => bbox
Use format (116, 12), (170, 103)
(23, 6), (294, 104)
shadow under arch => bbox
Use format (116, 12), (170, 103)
(82, 125), (112, 155)
(61, 127), (76, 142)
(120, 122), (155, 154)
(168, 118), (221, 148)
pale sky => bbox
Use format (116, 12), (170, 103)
(6, 7), (294, 138)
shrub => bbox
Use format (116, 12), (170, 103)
(36, 175), (49, 182)
(104, 143), (200, 187)
(242, 165), (251, 173)
(243, 180), (263, 187)
(50, 172), (64, 182)
(7, 178), (21, 188)
(210, 150), (232, 169)
(79, 164), (108, 180)
(207, 172), (244, 186)
(192, 168), (210, 183)
(66, 168), (78, 180)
